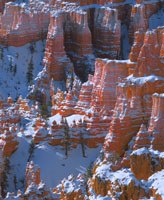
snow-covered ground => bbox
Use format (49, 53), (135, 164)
(148, 170), (164, 199)
(8, 132), (101, 192)
(34, 143), (101, 187)
(48, 113), (85, 126)
(0, 40), (45, 99)
(149, 7), (164, 30)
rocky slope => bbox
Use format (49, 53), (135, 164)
(0, 0), (163, 199)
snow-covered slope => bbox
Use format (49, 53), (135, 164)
(0, 40), (45, 99)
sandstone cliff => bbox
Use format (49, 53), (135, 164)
(0, 1), (50, 46)
(0, 0), (163, 199)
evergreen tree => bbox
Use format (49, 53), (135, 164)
(9, 57), (14, 73)
(0, 48), (3, 60)
(27, 140), (35, 162)
(29, 42), (35, 54)
(13, 175), (17, 191)
(1, 158), (10, 198)
(13, 64), (17, 76)
(80, 131), (86, 158)
(79, 120), (87, 157)
(26, 58), (34, 85)
(85, 162), (93, 180)
(63, 118), (70, 158)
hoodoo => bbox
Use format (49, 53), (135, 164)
(0, 0), (163, 199)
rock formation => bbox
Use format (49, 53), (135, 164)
(129, 0), (161, 44)
(136, 28), (164, 77)
(33, 127), (48, 144)
(133, 124), (150, 150)
(0, 128), (18, 157)
(103, 25), (164, 156)
(25, 161), (41, 189)
(23, 161), (56, 199)
(55, 174), (87, 200)
(0, 1), (50, 46)
(149, 93), (164, 152)
(0, 0), (15, 13)
(92, 7), (121, 59)
(43, 13), (74, 81)
(0, 0), (163, 199)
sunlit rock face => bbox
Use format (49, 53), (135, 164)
(149, 93), (164, 152)
(103, 77), (164, 156)
(51, 0), (126, 6)
(0, 129), (18, 157)
(128, 0), (162, 45)
(133, 124), (150, 150)
(103, 24), (164, 156)
(83, 59), (128, 134)
(43, 13), (74, 81)
(136, 28), (164, 77)
(0, 1), (50, 46)
(0, 0), (163, 199)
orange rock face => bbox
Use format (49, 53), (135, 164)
(103, 19), (164, 155)
(91, 167), (146, 199)
(103, 81), (145, 155)
(51, 0), (125, 6)
(24, 161), (56, 199)
(25, 161), (41, 188)
(92, 8), (121, 59)
(0, 2), (50, 46)
(84, 59), (128, 135)
(129, 31), (145, 62)
(129, 0), (161, 44)
(133, 124), (150, 150)
(0, 128), (18, 157)
(130, 148), (153, 180)
(137, 28), (164, 77)
(104, 76), (164, 156)
(149, 93), (164, 151)
(43, 7), (94, 82)
(59, 90), (76, 117)
(43, 13), (73, 81)
(131, 93), (164, 152)
(75, 74), (93, 114)
(33, 127), (48, 144)
(51, 89), (65, 116)
(130, 147), (164, 181)
(50, 58), (128, 147)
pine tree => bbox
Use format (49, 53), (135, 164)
(27, 140), (35, 162)
(80, 131), (86, 158)
(13, 64), (17, 76)
(26, 58), (34, 85)
(13, 175), (17, 191)
(0, 48), (3, 60)
(1, 158), (10, 198)
(9, 57), (14, 72)
(79, 120), (87, 157)
(29, 42), (35, 54)
(63, 118), (70, 158)
(85, 162), (93, 180)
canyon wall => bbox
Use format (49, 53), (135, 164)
(0, 0), (163, 199)
(0, 1), (50, 46)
